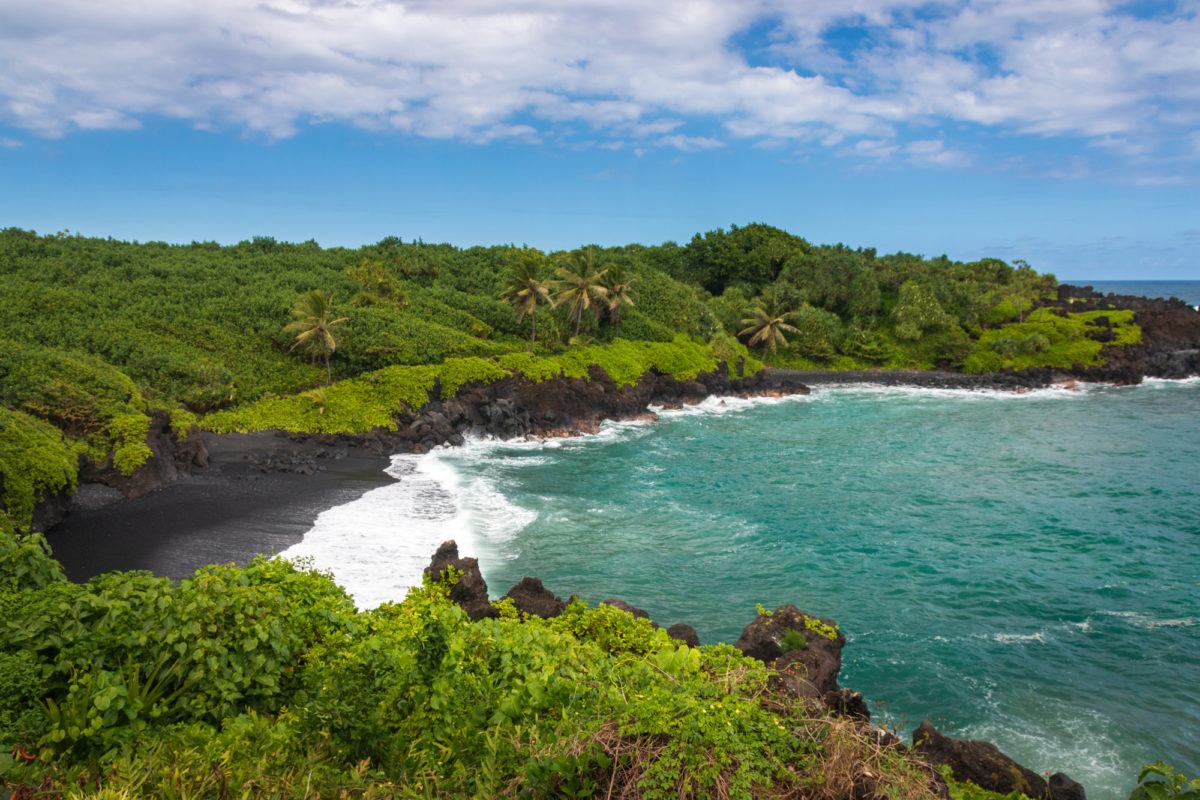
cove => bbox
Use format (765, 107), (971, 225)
(285, 380), (1200, 800)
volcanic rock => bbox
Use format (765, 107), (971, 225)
(423, 540), (498, 620)
(912, 721), (1085, 800)
(502, 576), (567, 618)
(666, 623), (701, 647)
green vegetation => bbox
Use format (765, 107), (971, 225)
(0, 224), (1141, 526)
(739, 300), (800, 357)
(205, 337), (728, 435)
(940, 766), (1034, 800)
(0, 409), (78, 533)
(1, 528), (1185, 798)
(963, 309), (1140, 374)
(0, 527), (945, 799)
(779, 628), (808, 653)
(283, 289), (350, 385)
(1130, 763), (1200, 800)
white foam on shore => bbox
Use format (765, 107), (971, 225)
(281, 374), (1189, 609)
(1140, 376), (1200, 387)
(806, 381), (1098, 402)
(281, 447), (536, 609)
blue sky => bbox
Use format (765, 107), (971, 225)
(1, 0), (1198, 279)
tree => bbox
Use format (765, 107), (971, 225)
(892, 280), (955, 341)
(284, 290), (349, 385)
(553, 248), (609, 337)
(346, 258), (407, 309)
(602, 265), (636, 332)
(500, 252), (552, 346)
(739, 301), (799, 358)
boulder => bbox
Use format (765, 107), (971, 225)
(911, 721), (1086, 800)
(666, 623), (700, 647)
(502, 576), (566, 618)
(423, 540), (498, 620)
(1049, 773), (1087, 800)
(601, 598), (652, 621)
(734, 604), (845, 666)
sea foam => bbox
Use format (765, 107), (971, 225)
(280, 445), (535, 609)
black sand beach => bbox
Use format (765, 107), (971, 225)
(46, 432), (393, 582)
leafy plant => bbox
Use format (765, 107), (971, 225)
(1130, 763), (1200, 800)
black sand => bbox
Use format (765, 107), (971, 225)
(45, 433), (393, 582)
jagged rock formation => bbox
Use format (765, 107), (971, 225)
(913, 721), (1086, 800)
(502, 576), (567, 618)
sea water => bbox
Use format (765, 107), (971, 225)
(285, 379), (1200, 799)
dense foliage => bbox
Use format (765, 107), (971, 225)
(1, 530), (1190, 799)
(0, 225), (1140, 530)
(0, 527), (945, 799)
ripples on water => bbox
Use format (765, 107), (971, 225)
(288, 379), (1200, 800)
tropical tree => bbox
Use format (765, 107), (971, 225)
(284, 290), (349, 385)
(602, 265), (636, 332)
(739, 301), (799, 358)
(553, 248), (609, 337)
(500, 253), (552, 346)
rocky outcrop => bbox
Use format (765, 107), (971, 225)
(31, 411), (209, 531)
(912, 721), (1085, 800)
(1053, 285), (1200, 382)
(423, 540), (498, 621)
(502, 576), (567, 618)
(733, 604), (869, 718)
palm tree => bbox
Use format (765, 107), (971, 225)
(603, 266), (636, 333)
(739, 301), (798, 359)
(500, 254), (552, 346)
(553, 249), (609, 337)
(284, 289), (349, 385)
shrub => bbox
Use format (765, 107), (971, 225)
(0, 408), (78, 532)
(1129, 763), (1200, 800)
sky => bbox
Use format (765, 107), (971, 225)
(1, 0), (1198, 279)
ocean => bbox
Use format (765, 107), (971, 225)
(1076, 280), (1200, 307)
(284, 379), (1200, 800)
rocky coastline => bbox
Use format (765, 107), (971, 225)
(426, 538), (1088, 800)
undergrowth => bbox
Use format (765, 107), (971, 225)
(0, 529), (943, 800)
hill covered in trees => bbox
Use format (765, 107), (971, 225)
(1, 223), (1147, 537)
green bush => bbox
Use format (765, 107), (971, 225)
(1129, 762), (1200, 800)
(0, 408), (78, 532)
(963, 308), (1140, 373)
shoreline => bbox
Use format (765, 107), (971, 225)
(42, 366), (1198, 583)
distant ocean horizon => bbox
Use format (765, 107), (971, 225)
(1069, 280), (1200, 307)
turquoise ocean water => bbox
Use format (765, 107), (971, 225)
(289, 378), (1200, 800)
(465, 382), (1200, 798)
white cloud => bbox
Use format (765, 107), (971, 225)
(906, 139), (971, 168)
(0, 0), (1196, 171)
(658, 134), (724, 152)
(0, 137), (22, 148)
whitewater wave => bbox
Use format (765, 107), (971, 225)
(280, 446), (536, 609)
(1140, 376), (1200, 387)
(990, 631), (1049, 644)
(1099, 610), (1197, 629)
(807, 382), (1098, 402)
(957, 704), (1126, 800)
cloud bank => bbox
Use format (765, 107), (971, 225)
(0, 0), (1196, 167)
